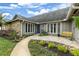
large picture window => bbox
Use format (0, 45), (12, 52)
(28, 24), (30, 32)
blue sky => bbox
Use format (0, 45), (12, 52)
(0, 3), (71, 20)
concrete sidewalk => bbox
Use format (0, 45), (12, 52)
(10, 37), (31, 56)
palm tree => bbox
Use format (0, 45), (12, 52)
(0, 14), (5, 30)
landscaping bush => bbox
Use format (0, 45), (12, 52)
(39, 40), (46, 46)
(29, 40), (58, 56)
(31, 40), (37, 44)
(48, 42), (55, 49)
(69, 49), (79, 56)
(39, 30), (48, 36)
(9, 30), (17, 39)
(57, 44), (68, 53)
(0, 30), (19, 40)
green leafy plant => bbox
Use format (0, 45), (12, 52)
(39, 40), (46, 46)
(31, 40), (37, 44)
(57, 44), (68, 53)
(73, 16), (79, 29)
(39, 30), (48, 36)
(48, 42), (55, 49)
(10, 30), (17, 40)
(69, 49), (79, 56)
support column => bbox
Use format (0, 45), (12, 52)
(60, 22), (62, 34)
(33, 24), (35, 33)
(53, 24), (54, 34)
(20, 22), (23, 36)
(32, 24), (33, 33)
(46, 24), (48, 32)
(27, 23), (28, 33)
(34, 24), (35, 33)
(30, 23), (31, 33)
(56, 23), (58, 34)
(49, 24), (51, 34)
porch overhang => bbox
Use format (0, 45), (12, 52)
(66, 3), (79, 20)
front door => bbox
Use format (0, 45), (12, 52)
(37, 24), (40, 33)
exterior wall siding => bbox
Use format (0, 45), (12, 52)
(61, 21), (72, 32)
(5, 20), (21, 36)
(72, 20), (79, 42)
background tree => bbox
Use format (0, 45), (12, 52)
(0, 14), (5, 30)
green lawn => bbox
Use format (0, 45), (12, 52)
(0, 37), (16, 56)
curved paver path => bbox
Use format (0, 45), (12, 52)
(10, 37), (32, 56)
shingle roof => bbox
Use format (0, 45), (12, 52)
(12, 14), (30, 21)
(29, 8), (69, 23)
(7, 7), (69, 23)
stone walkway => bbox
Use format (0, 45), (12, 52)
(11, 35), (79, 56)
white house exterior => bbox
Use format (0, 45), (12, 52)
(5, 3), (79, 42)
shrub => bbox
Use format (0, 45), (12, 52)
(10, 30), (17, 39)
(39, 40), (46, 46)
(31, 40), (37, 44)
(48, 42), (55, 49)
(57, 44), (68, 53)
(69, 49), (79, 56)
(39, 30), (48, 36)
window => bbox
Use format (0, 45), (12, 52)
(26, 24), (27, 32)
(28, 24), (30, 32)
(54, 24), (56, 33)
(51, 24), (53, 33)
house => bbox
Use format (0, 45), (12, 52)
(5, 3), (79, 42)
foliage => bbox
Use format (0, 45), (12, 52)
(39, 40), (46, 46)
(28, 40), (58, 56)
(0, 37), (16, 56)
(31, 40), (37, 44)
(0, 30), (18, 40)
(69, 49), (79, 56)
(57, 44), (68, 53)
(48, 42), (55, 49)
(73, 16), (79, 29)
(39, 30), (48, 36)
(10, 30), (17, 39)
(0, 14), (5, 30)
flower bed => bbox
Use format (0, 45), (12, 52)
(28, 40), (79, 56)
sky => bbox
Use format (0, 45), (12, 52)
(0, 3), (71, 20)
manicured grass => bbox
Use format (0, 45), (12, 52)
(0, 37), (16, 56)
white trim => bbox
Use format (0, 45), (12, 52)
(34, 24), (35, 33)
(27, 23), (28, 33)
(72, 5), (79, 9)
(60, 22), (62, 34)
(56, 23), (58, 34)
(20, 22), (23, 36)
(30, 23), (31, 33)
